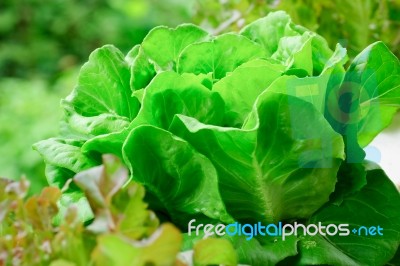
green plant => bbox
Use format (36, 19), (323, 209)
(29, 11), (400, 265)
(0, 0), (192, 79)
(0, 156), (186, 265)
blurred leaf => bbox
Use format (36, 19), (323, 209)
(49, 260), (76, 266)
(193, 238), (237, 266)
(0, 161), (184, 265)
(25, 187), (61, 230)
(92, 224), (182, 266)
(74, 155), (159, 238)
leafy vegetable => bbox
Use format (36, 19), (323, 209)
(291, 163), (400, 266)
(31, 11), (400, 265)
(170, 91), (344, 224)
(123, 125), (233, 226)
(0, 156), (185, 266)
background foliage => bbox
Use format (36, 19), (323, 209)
(0, 0), (399, 193)
(193, 0), (400, 58)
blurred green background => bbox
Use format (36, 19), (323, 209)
(1, 0), (399, 193)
